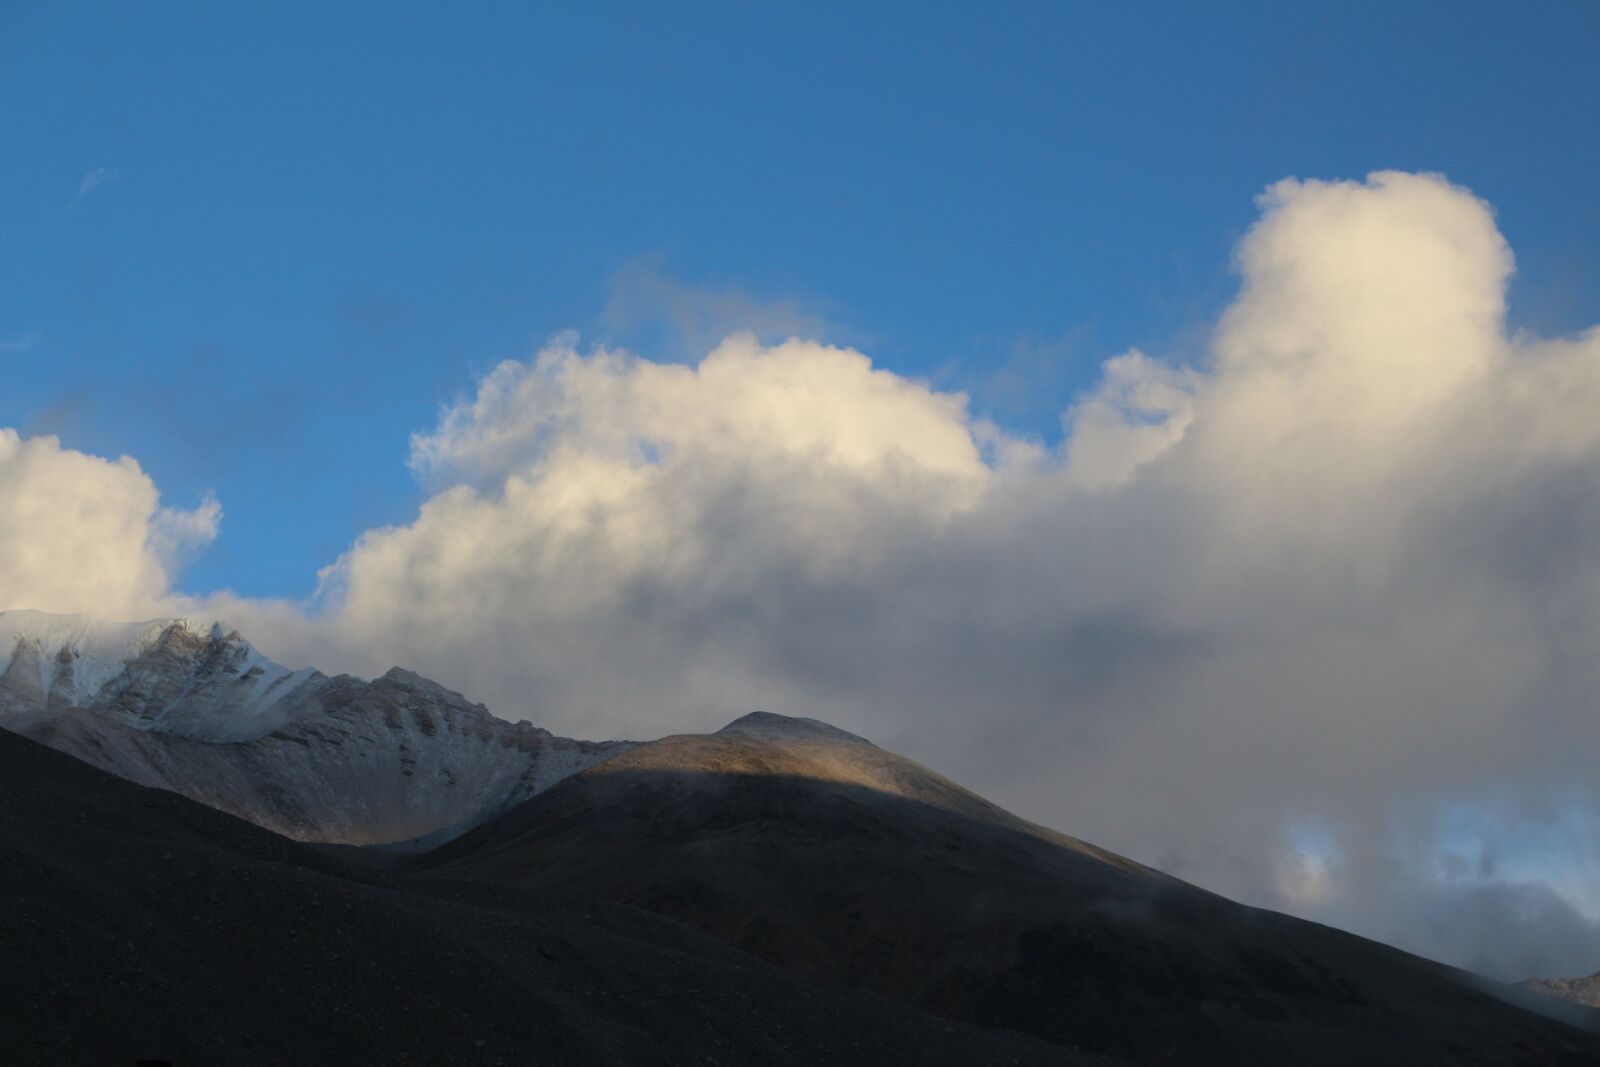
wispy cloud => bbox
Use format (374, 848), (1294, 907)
(601, 255), (842, 359)
(0, 331), (40, 353)
(78, 166), (116, 198)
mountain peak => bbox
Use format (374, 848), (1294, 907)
(715, 711), (874, 747)
(1, 608), (245, 660)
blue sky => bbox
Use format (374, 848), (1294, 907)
(2, 1), (1597, 598)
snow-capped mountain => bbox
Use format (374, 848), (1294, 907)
(0, 610), (318, 740)
(0, 609), (628, 845)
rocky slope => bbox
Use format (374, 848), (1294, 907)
(417, 712), (1600, 1065)
(7, 612), (1599, 1062)
(0, 610), (625, 845)
(0, 723), (1089, 1066)
(1526, 973), (1600, 1008)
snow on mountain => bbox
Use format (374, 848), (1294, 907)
(0, 611), (172, 701)
(0, 609), (315, 741)
(0, 609), (629, 845)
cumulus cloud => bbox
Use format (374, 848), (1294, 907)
(408, 332), (994, 491)
(298, 170), (1598, 980)
(7, 169), (1600, 980)
(311, 333), (1005, 723)
(0, 430), (219, 617)
(1062, 350), (1199, 489)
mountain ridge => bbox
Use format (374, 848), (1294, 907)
(0, 609), (628, 845)
(413, 712), (1600, 1063)
(0, 719), (1089, 1066)
(5, 608), (1598, 1063)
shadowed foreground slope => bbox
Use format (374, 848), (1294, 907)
(0, 724), (1097, 1066)
(418, 713), (1600, 1065)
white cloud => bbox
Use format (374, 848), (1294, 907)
(0, 430), (218, 618)
(316, 333), (1003, 722)
(149, 492), (223, 575)
(410, 332), (992, 493)
(1061, 349), (1198, 489)
(304, 170), (1598, 979)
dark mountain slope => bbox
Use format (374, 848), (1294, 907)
(0, 724), (1101, 1066)
(417, 713), (1600, 1065)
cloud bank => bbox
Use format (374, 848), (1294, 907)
(6, 171), (1600, 979)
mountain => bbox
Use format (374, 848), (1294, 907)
(416, 712), (1600, 1065)
(1526, 974), (1600, 1008)
(0, 610), (625, 846)
(6, 612), (1599, 1062)
(0, 719), (1087, 1066)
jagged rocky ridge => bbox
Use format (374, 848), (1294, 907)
(0, 610), (627, 845)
